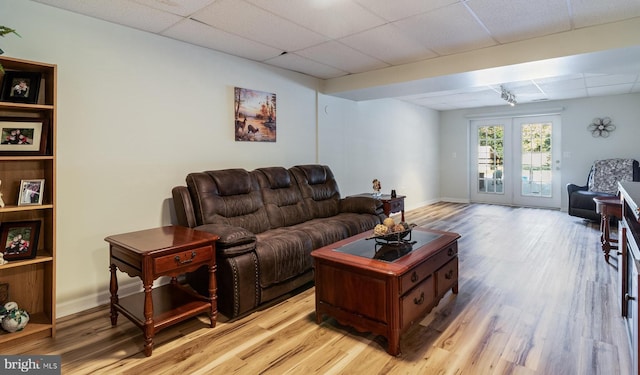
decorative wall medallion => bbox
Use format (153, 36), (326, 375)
(588, 117), (616, 137)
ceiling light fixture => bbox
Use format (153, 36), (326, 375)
(500, 85), (517, 106)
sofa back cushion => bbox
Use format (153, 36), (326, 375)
(254, 167), (311, 228)
(186, 168), (270, 234)
(290, 164), (341, 218)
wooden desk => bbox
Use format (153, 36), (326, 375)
(593, 196), (622, 262)
(105, 226), (219, 356)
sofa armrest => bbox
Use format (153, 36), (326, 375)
(340, 196), (383, 215)
(172, 186), (198, 228)
(567, 183), (588, 197)
(194, 223), (256, 257)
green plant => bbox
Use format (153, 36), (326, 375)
(0, 26), (21, 73)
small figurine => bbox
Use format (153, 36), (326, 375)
(0, 253), (7, 265)
(372, 179), (382, 197)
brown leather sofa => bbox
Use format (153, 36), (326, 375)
(172, 164), (385, 318)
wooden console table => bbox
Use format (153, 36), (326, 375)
(312, 227), (460, 355)
(105, 226), (219, 356)
(593, 196), (622, 262)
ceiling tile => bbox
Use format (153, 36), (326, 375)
(191, 0), (329, 52)
(585, 74), (639, 87)
(264, 53), (347, 79)
(245, 0), (386, 39)
(466, 0), (571, 43)
(587, 84), (635, 97)
(393, 2), (496, 55)
(353, 0), (458, 22)
(132, 0), (216, 17)
(570, 0), (640, 28)
(296, 41), (389, 74)
(33, 0), (183, 33)
(162, 18), (282, 61)
(340, 24), (438, 65)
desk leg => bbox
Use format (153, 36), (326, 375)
(143, 283), (154, 356)
(601, 212), (612, 262)
(401, 209), (405, 222)
(208, 263), (218, 328)
(109, 263), (118, 326)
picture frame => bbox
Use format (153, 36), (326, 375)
(234, 87), (277, 142)
(0, 117), (49, 156)
(0, 71), (42, 104)
(18, 179), (45, 206)
(0, 220), (41, 261)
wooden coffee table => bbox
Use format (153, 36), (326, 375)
(312, 227), (460, 355)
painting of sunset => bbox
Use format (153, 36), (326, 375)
(234, 87), (276, 142)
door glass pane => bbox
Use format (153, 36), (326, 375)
(521, 122), (552, 197)
(476, 125), (504, 194)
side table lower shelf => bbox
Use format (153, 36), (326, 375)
(112, 283), (212, 333)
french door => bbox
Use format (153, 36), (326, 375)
(470, 115), (561, 208)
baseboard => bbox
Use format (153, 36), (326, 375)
(440, 197), (471, 204)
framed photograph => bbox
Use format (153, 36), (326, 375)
(0, 220), (41, 261)
(0, 71), (42, 104)
(0, 117), (49, 155)
(18, 179), (45, 206)
(234, 87), (276, 142)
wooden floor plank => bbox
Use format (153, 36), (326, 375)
(7, 202), (633, 374)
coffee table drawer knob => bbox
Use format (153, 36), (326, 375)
(410, 271), (418, 282)
(414, 292), (424, 305)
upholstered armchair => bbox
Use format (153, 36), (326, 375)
(567, 159), (640, 221)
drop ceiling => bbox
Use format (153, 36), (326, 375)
(32, 0), (640, 110)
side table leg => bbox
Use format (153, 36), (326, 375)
(208, 264), (218, 328)
(143, 283), (154, 356)
(109, 264), (119, 326)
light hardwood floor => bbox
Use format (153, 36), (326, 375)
(6, 202), (633, 374)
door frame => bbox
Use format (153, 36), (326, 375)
(469, 114), (562, 208)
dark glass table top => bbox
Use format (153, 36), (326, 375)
(334, 230), (442, 263)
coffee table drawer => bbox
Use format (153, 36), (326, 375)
(401, 275), (435, 329)
(399, 242), (457, 294)
(436, 257), (458, 297)
(154, 246), (213, 274)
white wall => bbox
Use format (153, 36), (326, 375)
(1, 1), (322, 317)
(318, 95), (441, 210)
(440, 93), (640, 209)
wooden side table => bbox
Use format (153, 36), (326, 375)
(353, 193), (406, 221)
(105, 226), (219, 356)
(593, 196), (622, 262)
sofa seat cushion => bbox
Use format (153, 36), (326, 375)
(288, 218), (350, 249)
(331, 212), (382, 237)
(255, 228), (313, 288)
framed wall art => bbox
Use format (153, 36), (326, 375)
(0, 71), (42, 104)
(18, 179), (45, 206)
(234, 87), (276, 142)
(0, 220), (41, 261)
(0, 117), (49, 155)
